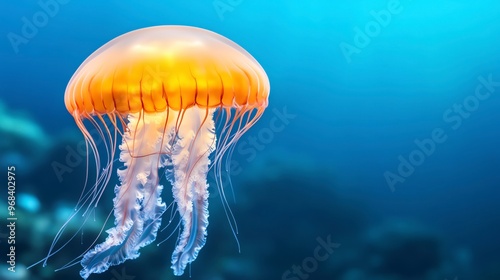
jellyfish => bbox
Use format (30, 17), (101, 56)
(43, 26), (269, 278)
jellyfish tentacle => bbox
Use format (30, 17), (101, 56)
(169, 107), (215, 276)
(80, 111), (170, 279)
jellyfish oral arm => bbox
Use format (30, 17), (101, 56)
(79, 108), (216, 278)
(80, 112), (169, 279)
(169, 107), (215, 276)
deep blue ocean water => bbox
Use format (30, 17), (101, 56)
(1, 1), (500, 279)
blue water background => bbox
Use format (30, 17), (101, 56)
(1, 1), (500, 279)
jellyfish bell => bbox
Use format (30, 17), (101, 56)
(42, 26), (269, 278)
(65, 26), (268, 114)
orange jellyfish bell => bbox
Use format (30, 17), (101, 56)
(54, 26), (269, 278)
(64, 25), (269, 114)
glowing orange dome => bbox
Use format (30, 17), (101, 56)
(64, 25), (270, 114)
